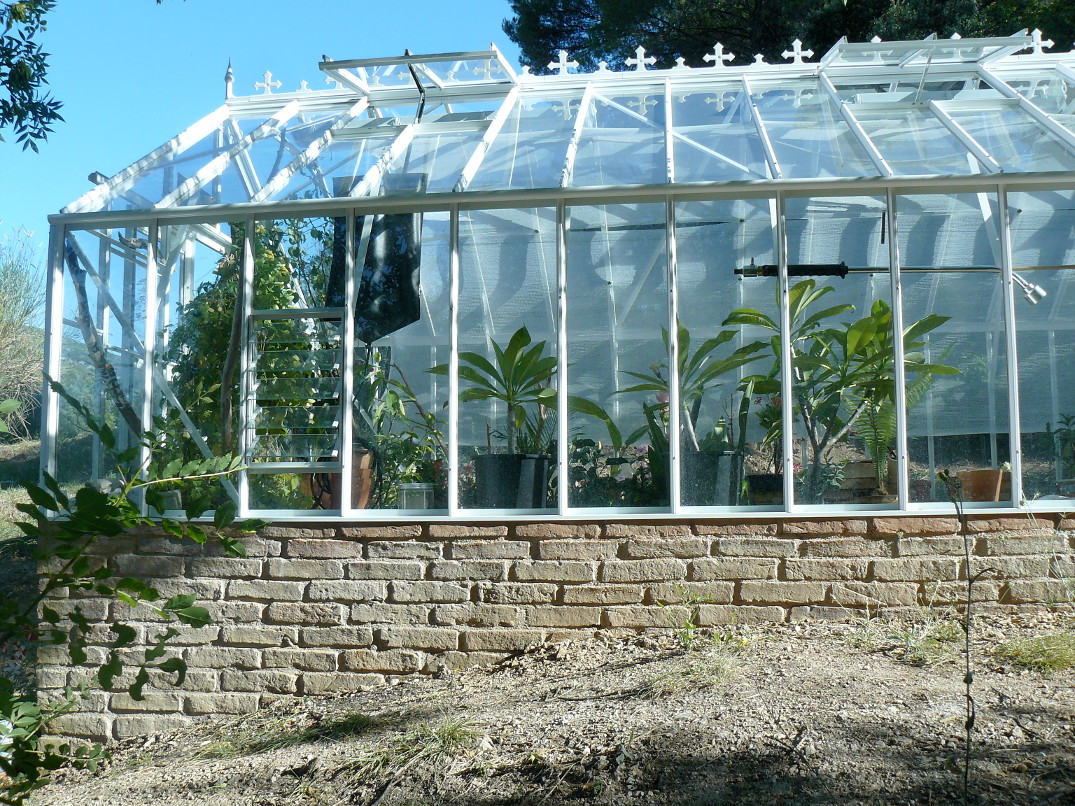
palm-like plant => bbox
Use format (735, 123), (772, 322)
(431, 326), (557, 455)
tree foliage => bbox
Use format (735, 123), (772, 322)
(503, 0), (1075, 73)
(0, 1), (60, 150)
(0, 232), (42, 436)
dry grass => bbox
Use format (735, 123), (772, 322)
(997, 631), (1075, 673)
(337, 716), (478, 780)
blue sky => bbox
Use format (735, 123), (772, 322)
(0, 0), (521, 250)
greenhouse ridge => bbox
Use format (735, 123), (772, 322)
(42, 31), (1075, 520)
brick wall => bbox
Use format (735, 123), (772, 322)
(39, 515), (1075, 742)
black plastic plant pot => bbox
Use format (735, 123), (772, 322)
(681, 450), (740, 507)
(474, 454), (552, 509)
(747, 472), (784, 504)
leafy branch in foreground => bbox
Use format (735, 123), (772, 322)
(0, 378), (264, 803)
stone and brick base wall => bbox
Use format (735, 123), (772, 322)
(39, 515), (1075, 742)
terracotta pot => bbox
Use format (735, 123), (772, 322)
(306, 450), (374, 509)
(957, 468), (1011, 502)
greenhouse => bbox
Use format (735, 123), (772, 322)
(41, 31), (1075, 520)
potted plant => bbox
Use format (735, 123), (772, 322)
(725, 280), (955, 503)
(616, 322), (765, 506)
(432, 326), (557, 508)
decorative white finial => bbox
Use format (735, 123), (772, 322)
(520, 65), (533, 76)
(871, 36), (882, 43)
(781, 39), (814, 65)
(752, 54), (768, 65)
(950, 32), (962, 40)
(547, 50), (579, 75)
(254, 71), (282, 95)
(1030, 28), (1054, 55)
(471, 60), (497, 80)
(325, 75), (343, 89)
(672, 56), (688, 70)
(224, 59), (234, 99)
(298, 80), (310, 91)
(626, 46), (656, 71)
(704, 43), (734, 66)
(597, 60), (610, 72)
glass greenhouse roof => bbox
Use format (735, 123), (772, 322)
(60, 33), (1075, 217)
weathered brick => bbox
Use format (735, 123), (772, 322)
(47, 600), (110, 621)
(339, 648), (423, 673)
(111, 555), (185, 578)
(784, 558), (870, 581)
(430, 524), (509, 538)
(220, 669), (300, 694)
(264, 602), (345, 626)
(346, 561), (425, 580)
(514, 523), (600, 539)
(184, 693), (260, 715)
(538, 539), (620, 560)
(870, 558), (960, 581)
(604, 523), (693, 538)
(185, 646), (262, 670)
(780, 520), (869, 536)
(431, 603), (521, 627)
(965, 516), (1045, 534)
(522, 605), (602, 628)
(391, 581), (469, 603)
(261, 526), (338, 539)
(604, 606), (688, 629)
(378, 626), (459, 651)
(110, 691), (183, 712)
(150, 578), (227, 602)
(871, 517), (959, 537)
(339, 525), (423, 539)
(308, 580), (388, 601)
(138, 536), (203, 555)
(113, 714), (191, 739)
(925, 580), (1001, 604)
(600, 559), (688, 583)
(828, 581), (919, 608)
(267, 558), (344, 580)
(209, 535), (282, 558)
(220, 625), (298, 647)
(1002, 579), (1075, 604)
(978, 535), (1067, 556)
(479, 583), (557, 604)
(430, 560), (508, 581)
(262, 648), (337, 671)
(367, 541), (444, 559)
(715, 538), (798, 557)
(693, 521), (780, 536)
(227, 579), (306, 602)
(512, 560), (594, 583)
(302, 672), (385, 694)
(189, 557), (264, 577)
(287, 539), (365, 559)
(47, 713), (111, 740)
(738, 580), (827, 604)
(562, 584), (643, 605)
(897, 537), (967, 556)
(691, 557), (777, 581)
(451, 540), (531, 559)
(982, 556), (1053, 578)
(300, 626), (374, 647)
(208, 601), (264, 623)
(623, 538), (710, 559)
(350, 603), (431, 624)
(646, 582), (734, 605)
(800, 538), (891, 558)
(460, 628), (545, 651)
(697, 604), (786, 625)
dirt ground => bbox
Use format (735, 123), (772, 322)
(24, 608), (1075, 806)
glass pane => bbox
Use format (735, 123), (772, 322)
(897, 193), (1010, 504)
(751, 79), (878, 178)
(785, 196), (897, 505)
(1007, 191), (1075, 503)
(676, 199), (778, 507)
(468, 91), (580, 191)
(571, 91), (666, 186)
(853, 106), (978, 175)
(458, 208), (557, 511)
(671, 85), (770, 181)
(566, 203), (668, 509)
(943, 105), (1075, 174)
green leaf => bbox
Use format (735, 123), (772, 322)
(213, 501), (237, 529)
(97, 654), (121, 689)
(111, 624), (137, 647)
(174, 606), (211, 628)
(158, 657), (187, 686)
